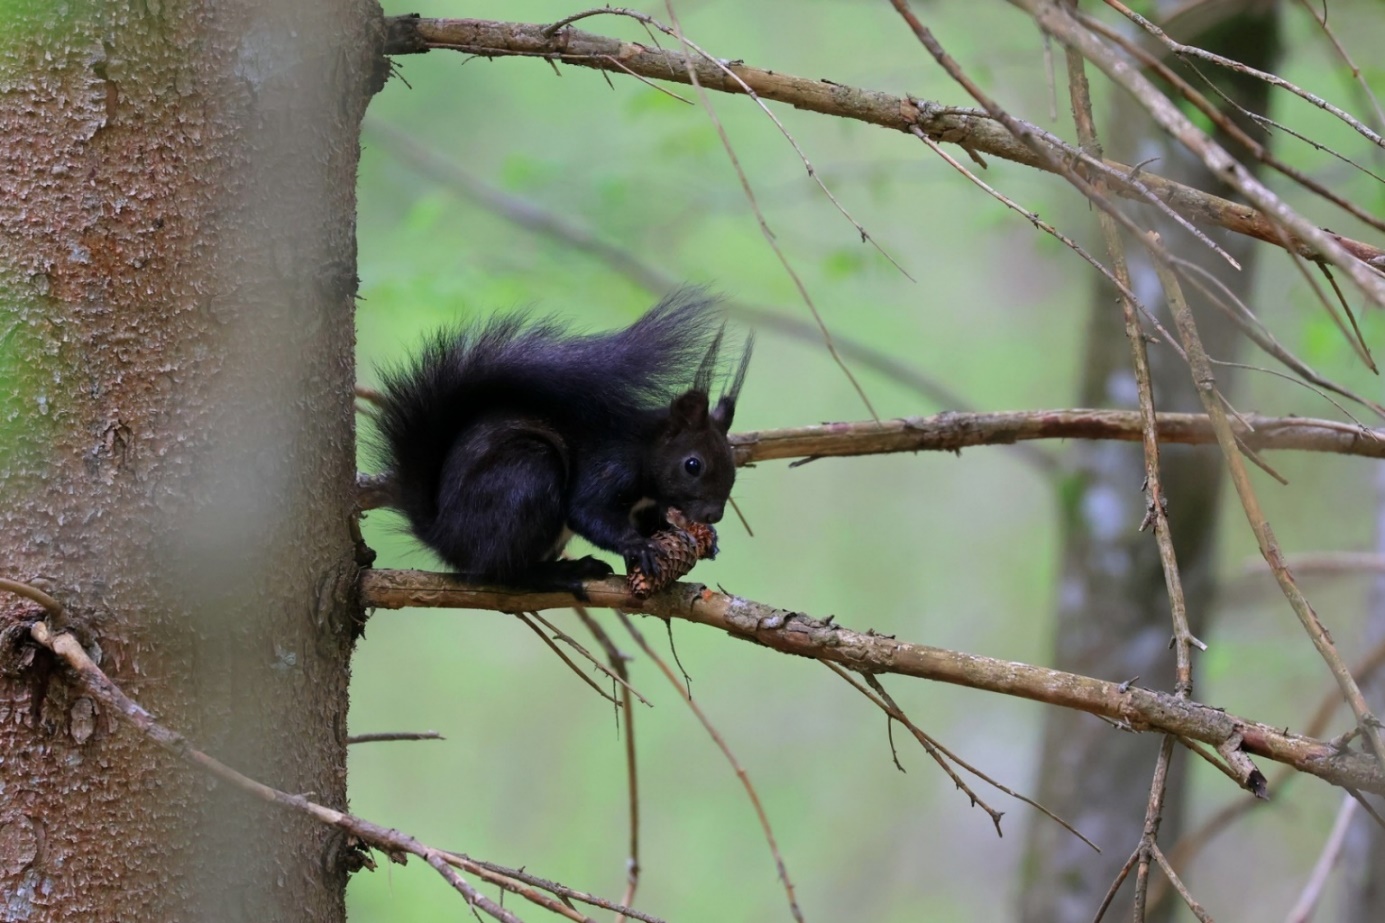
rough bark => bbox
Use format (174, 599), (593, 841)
(0, 2), (382, 920)
(1019, 6), (1281, 921)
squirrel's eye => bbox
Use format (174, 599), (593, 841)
(684, 456), (703, 476)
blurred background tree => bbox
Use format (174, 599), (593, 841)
(1022, 4), (1279, 920)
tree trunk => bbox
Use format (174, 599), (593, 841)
(1020, 6), (1281, 921)
(0, 2), (382, 919)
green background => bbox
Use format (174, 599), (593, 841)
(348, 2), (1385, 919)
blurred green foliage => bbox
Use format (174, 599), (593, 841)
(349, 2), (1385, 920)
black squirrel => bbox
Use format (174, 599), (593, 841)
(373, 289), (752, 588)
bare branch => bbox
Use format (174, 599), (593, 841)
(1284, 795), (1357, 923)
(23, 621), (627, 923)
(1090, 848), (1140, 923)
(1150, 842), (1214, 922)
(572, 607), (644, 917)
(1151, 233), (1385, 773)
(347, 731), (445, 744)
(1019, 0), (1385, 309)
(667, 11), (879, 419)
(381, 16), (1385, 268)
(457, 854), (667, 923)
(362, 116), (1060, 476)
(614, 611), (806, 923)
(829, 662), (1099, 851)
(826, 663), (1008, 835)
(528, 610), (652, 707)
(514, 611), (621, 705)
(357, 410), (1385, 511)
(1103, 0), (1385, 150)
(1131, 738), (1179, 922)
(721, 411), (1385, 465)
(1062, 41), (1200, 698)
(1151, 633), (1385, 912)
(1292, 0), (1385, 130)
(359, 570), (1385, 795)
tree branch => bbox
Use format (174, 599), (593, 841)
(357, 410), (1385, 510)
(1016, 0), (1385, 308)
(729, 411), (1385, 464)
(21, 618), (646, 923)
(380, 15), (1385, 268)
(359, 570), (1385, 795)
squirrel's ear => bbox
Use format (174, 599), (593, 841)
(710, 396), (735, 433)
(669, 391), (710, 431)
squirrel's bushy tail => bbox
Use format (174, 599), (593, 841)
(373, 288), (724, 530)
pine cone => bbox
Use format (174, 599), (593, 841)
(626, 508), (719, 599)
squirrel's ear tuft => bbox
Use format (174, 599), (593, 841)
(715, 333), (753, 428)
(693, 323), (726, 394)
(710, 395), (735, 433)
(669, 390), (710, 431)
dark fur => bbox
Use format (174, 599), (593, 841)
(373, 289), (751, 587)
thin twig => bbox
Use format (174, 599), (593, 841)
(25, 622), (600, 923)
(1213, 361), (1375, 432)
(615, 610), (806, 923)
(1089, 848), (1140, 923)
(347, 731), (445, 744)
(1080, 7), (1385, 247)
(1169, 49), (1385, 187)
(1020, 0), (1385, 310)
(889, 0), (1210, 359)
(1103, 0), (1384, 150)
(826, 661), (1099, 851)
(460, 854), (666, 923)
(1284, 795), (1358, 923)
(824, 662), (1005, 834)
(528, 610), (652, 707)
(361, 570), (1385, 795)
(550, 6), (913, 281)
(572, 606), (643, 918)
(1168, 257), (1385, 422)
(912, 127), (1173, 346)
(1150, 842), (1214, 922)
(1293, 0), (1385, 130)
(514, 611), (621, 705)
(1152, 231), (1385, 773)
(364, 116), (1058, 476)
(658, 1), (877, 421)
(1131, 736), (1178, 921)
(384, 17), (1385, 269)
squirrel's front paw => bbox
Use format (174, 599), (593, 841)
(622, 542), (661, 579)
